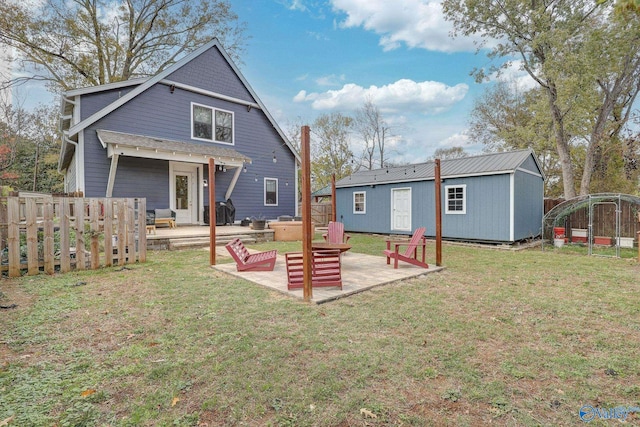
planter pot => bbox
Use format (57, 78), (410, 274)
(616, 237), (634, 248)
(251, 219), (266, 230)
(553, 238), (565, 248)
(593, 236), (612, 246)
(553, 227), (566, 239)
(571, 228), (588, 243)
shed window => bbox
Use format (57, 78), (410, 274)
(445, 185), (466, 214)
(264, 178), (278, 206)
(353, 191), (366, 214)
(192, 103), (233, 144)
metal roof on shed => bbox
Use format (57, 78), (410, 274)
(336, 149), (542, 188)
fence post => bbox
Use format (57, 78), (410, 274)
(7, 197), (20, 278)
(43, 197), (55, 275)
(59, 198), (71, 273)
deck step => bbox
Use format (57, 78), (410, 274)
(168, 234), (257, 250)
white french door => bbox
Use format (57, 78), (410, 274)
(170, 163), (199, 224)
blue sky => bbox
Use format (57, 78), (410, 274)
(232, 0), (518, 164)
(14, 0), (531, 163)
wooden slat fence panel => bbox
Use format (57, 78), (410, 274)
(0, 196), (146, 277)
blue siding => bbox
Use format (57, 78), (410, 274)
(83, 130), (112, 197)
(111, 157), (169, 208)
(336, 152), (544, 242)
(338, 174), (515, 241)
(441, 174), (511, 241)
(78, 44), (296, 220)
(166, 46), (254, 103)
(519, 156), (542, 176)
(513, 170), (543, 239)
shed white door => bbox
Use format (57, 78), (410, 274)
(391, 188), (411, 231)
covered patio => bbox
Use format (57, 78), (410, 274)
(212, 250), (444, 304)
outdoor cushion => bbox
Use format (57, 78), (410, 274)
(155, 208), (174, 219)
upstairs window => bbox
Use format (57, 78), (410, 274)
(192, 103), (233, 144)
(445, 185), (466, 214)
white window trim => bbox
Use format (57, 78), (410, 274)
(190, 102), (235, 145)
(264, 177), (278, 206)
(353, 191), (366, 214)
(445, 184), (466, 214)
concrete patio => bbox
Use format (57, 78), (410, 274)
(212, 249), (444, 304)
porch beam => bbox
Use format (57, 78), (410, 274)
(106, 153), (119, 197)
(224, 165), (243, 201)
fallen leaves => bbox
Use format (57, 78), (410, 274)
(81, 389), (96, 397)
(171, 397), (180, 407)
(360, 408), (377, 419)
(0, 416), (15, 426)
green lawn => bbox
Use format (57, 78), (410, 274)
(1, 234), (639, 426)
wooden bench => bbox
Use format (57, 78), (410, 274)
(285, 250), (342, 290)
(225, 238), (277, 272)
(154, 208), (176, 228)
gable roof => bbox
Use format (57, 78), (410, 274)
(336, 149), (544, 188)
(59, 38), (299, 170)
(311, 184), (332, 198)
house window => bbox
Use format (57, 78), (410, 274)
(445, 185), (466, 214)
(264, 178), (278, 206)
(353, 191), (366, 214)
(192, 103), (233, 144)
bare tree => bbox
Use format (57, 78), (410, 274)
(354, 99), (392, 169)
(0, 0), (246, 92)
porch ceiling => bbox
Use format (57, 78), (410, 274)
(97, 129), (252, 165)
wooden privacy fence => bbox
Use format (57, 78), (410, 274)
(311, 202), (332, 226)
(0, 196), (146, 277)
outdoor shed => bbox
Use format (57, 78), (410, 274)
(335, 149), (545, 243)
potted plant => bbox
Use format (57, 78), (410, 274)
(251, 214), (266, 230)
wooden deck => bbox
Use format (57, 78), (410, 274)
(146, 225), (274, 250)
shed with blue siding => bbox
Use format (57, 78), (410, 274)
(335, 150), (545, 243)
(58, 38), (299, 225)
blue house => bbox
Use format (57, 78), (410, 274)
(58, 39), (299, 225)
(335, 150), (545, 243)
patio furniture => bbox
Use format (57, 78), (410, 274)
(147, 208), (176, 228)
(225, 238), (277, 272)
(383, 227), (428, 269)
(323, 221), (350, 244)
(311, 242), (351, 253)
(285, 249), (343, 290)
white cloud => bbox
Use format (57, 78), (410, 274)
(294, 78), (468, 114)
(490, 60), (538, 91)
(330, 0), (481, 53)
(438, 131), (471, 148)
(315, 74), (346, 86)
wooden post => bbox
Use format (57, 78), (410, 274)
(209, 158), (216, 266)
(331, 173), (336, 223)
(301, 126), (313, 302)
(435, 159), (442, 267)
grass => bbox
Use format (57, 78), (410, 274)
(1, 234), (639, 426)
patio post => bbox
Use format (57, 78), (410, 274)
(209, 158), (216, 266)
(301, 126), (313, 301)
(331, 173), (336, 223)
(435, 158), (442, 266)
